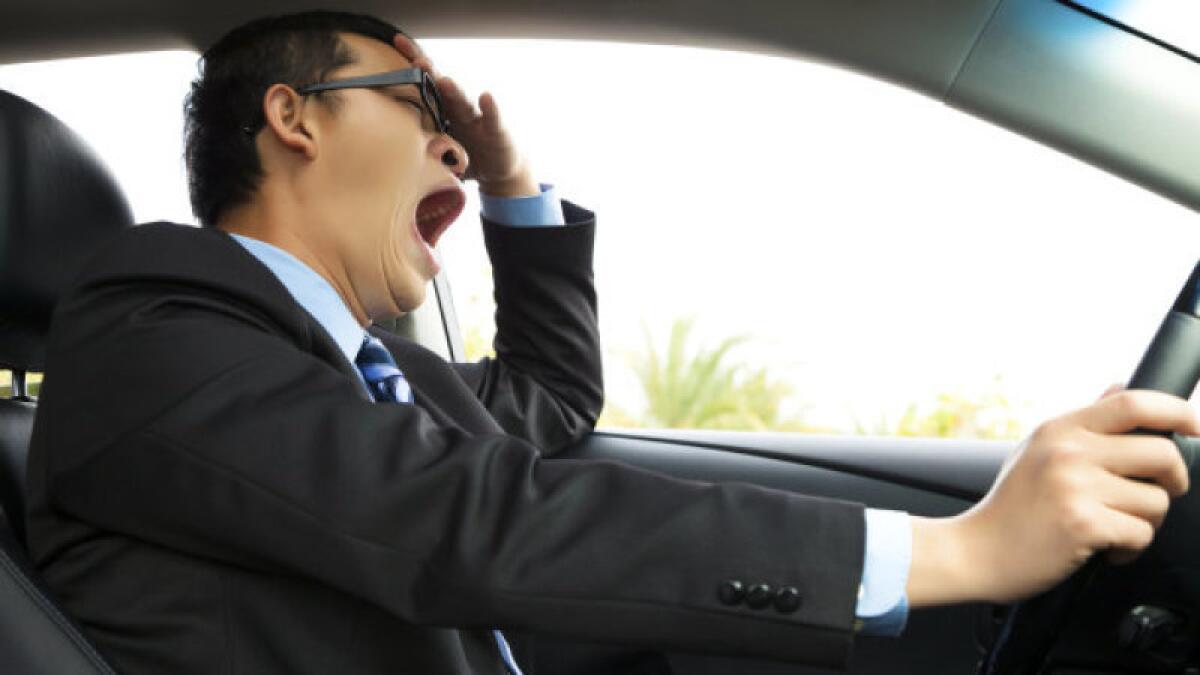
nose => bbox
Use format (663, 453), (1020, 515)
(431, 135), (469, 177)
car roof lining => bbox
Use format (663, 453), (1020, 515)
(2, 0), (1198, 215)
(0, 0), (1002, 94)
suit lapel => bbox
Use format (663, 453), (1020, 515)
(369, 327), (505, 434)
(305, 314), (372, 402)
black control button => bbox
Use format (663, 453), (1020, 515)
(717, 580), (746, 606)
(746, 583), (773, 609)
(1117, 605), (1185, 652)
(774, 586), (802, 614)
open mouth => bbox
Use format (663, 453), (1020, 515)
(414, 187), (467, 248)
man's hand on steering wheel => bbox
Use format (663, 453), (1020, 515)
(904, 387), (1194, 608)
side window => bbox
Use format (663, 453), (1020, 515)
(429, 39), (1200, 440)
(5, 45), (1196, 441)
(0, 51), (198, 225)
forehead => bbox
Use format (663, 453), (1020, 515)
(335, 32), (413, 75)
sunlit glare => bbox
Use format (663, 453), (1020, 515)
(1067, 0), (1200, 59)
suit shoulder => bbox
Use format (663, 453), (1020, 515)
(75, 222), (271, 290)
(82, 221), (230, 271)
(63, 222), (307, 334)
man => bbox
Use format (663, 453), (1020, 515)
(24, 9), (1195, 675)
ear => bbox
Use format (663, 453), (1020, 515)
(261, 84), (318, 161)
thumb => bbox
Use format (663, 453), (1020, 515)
(1099, 382), (1126, 401)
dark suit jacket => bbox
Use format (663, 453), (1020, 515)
(25, 206), (867, 674)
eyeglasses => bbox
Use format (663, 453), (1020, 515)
(296, 68), (450, 135)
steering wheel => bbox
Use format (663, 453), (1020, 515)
(979, 262), (1200, 675)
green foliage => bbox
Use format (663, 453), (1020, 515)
(455, 267), (498, 363)
(892, 381), (1025, 440)
(462, 324), (496, 362)
(603, 318), (1026, 440)
(605, 318), (820, 431)
(851, 376), (1025, 440)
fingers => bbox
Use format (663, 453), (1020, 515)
(478, 91), (502, 133)
(1094, 471), (1173, 527)
(439, 78), (502, 134)
(1074, 389), (1200, 436)
(1099, 382), (1125, 401)
(438, 77), (480, 124)
(1046, 427), (1181, 567)
(1095, 505), (1155, 558)
(393, 33), (438, 75)
(1091, 432), (1190, 496)
(393, 34), (427, 66)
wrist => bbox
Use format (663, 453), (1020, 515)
(478, 168), (539, 198)
(907, 514), (986, 608)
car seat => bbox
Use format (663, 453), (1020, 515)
(0, 88), (133, 674)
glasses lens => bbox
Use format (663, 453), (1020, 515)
(422, 71), (449, 134)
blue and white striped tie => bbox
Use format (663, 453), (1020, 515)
(355, 335), (414, 404)
(353, 334), (523, 675)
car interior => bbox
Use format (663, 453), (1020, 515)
(1, 0), (1198, 673)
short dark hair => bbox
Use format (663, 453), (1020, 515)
(184, 11), (401, 227)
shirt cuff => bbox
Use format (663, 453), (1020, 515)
(854, 508), (912, 636)
(479, 182), (565, 227)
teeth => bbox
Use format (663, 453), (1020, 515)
(418, 206), (453, 223)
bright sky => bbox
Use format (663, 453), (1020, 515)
(2, 39), (1197, 434)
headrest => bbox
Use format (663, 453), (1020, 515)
(0, 90), (134, 372)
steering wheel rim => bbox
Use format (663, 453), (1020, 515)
(982, 258), (1200, 674)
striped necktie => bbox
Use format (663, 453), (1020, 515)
(355, 335), (413, 404)
(352, 334), (523, 675)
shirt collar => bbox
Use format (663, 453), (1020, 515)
(228, 233), (366, 365)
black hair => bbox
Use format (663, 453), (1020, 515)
(184, 10), (401, 227)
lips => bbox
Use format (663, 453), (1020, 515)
(414, 186), (466, 248)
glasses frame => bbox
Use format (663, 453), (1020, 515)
(296, 68), (451, 134)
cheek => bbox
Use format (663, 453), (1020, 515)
(324, 113), (430, 253)
(328, 113), (426, 198)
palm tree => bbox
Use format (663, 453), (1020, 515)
(612, 318), (817, 431)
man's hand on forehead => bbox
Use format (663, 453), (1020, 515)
(393, 33), (435, 74)
(390, 33), (539, 198)
(392, 33), (479, 123)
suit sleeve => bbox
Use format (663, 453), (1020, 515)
(34, 274), (866, 669)
(452, 201), (603, 455)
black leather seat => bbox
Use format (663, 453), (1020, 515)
(0, 397), (35, 542)
(0, 88), (133, 674)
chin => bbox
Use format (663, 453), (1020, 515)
(389, 282), (428, 316)
(377, 244), (433, 317)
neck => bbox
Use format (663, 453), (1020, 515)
(217, 194), (371, 328)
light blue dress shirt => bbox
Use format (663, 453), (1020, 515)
(230, 233), (367, 378)
(230, 183), (911, 637)
(858, 509), (911, 634)
(479, 182), (566, 227)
